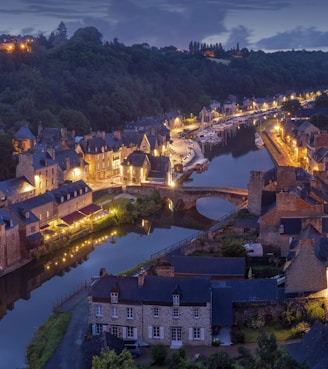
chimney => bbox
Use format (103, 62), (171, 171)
(138, 268), (147, 287)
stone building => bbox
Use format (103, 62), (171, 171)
(0, 176), (35, 208)
(12, 122), (36, 155)
(284, 225), (328, 294)
(88, 272), (212, 347)
(16, 150), (58, 196)
(0, 208), (20, 270)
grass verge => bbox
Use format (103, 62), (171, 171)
(26, 312), (72, 369)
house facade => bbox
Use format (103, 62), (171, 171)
(88, 272), (212, 348)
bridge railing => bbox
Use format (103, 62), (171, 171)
(150, 208), (238, 260)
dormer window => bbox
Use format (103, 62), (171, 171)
(111, 292), (118, 304)
(172, 294), (180, 306)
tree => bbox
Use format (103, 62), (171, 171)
(281, 99), (301, 115)
(314, 92), (328, 108)
(207, 350), (234, 369)
(56, 21), (68, 43)
(58, 108), (90, 135)
(92, 348), (136, 369)
(151, 344), (167, 365)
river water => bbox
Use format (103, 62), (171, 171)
(0, 125), (274, 369)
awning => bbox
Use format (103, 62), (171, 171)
(60, 211), (85, 225)
(79, 203), (101, 215)
(40, 223), (50, 230)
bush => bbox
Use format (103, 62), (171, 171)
(151, 344), (167, 366)
(231, 327), (245, 344)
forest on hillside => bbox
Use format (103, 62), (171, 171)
(0, 25), (328, 139)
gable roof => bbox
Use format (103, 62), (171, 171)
(167, 255), (245, 278)
(286, 321), (328, 369)
(211, 278), (280, 302)
(14, 125), (36, 140)
(89, 274), (211, 305)
(0, 176), (34, 197)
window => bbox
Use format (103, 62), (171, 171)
(95, 323), (103, 335)
(111, 306), (118, 318)
(193, 328), (201, 340)
(126, 307), (133, 319)
(153, 307), (159, 317)
(95, 304), (103, 317)
(193, 308), (199, 319)
(111, 326), (118, 337)
(153, 326), (160, 338)
(127, 326), (134, 338)
(172, 294), (180, 306)
(171, 327), (182, 341)
(173, 308), (179, 319)
(111, 292), (118, 303)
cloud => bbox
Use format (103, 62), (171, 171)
(255, 27), (328, 51)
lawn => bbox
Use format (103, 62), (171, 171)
(241, 324), (293, 343)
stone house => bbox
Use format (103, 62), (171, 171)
(8, 201), (43, 256)
(0, 176), (35, 208)
(77, 132), (115, 181)
(306, 132), (328, 174)
(54, 149), (88, 184)
(12, 122), (36, 155)
(121, 151), (172, 185)
(88, 272), (212, 348)
(49, 180), (93, 231)
(0, 208), (20, 270)
(121, 151), (151, 185)
(16, 150), (58, 196)
(284, 225), (328, 294)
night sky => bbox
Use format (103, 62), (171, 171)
(1, 0), (328, 52)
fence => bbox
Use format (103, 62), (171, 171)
(52, 280), (90, 313)
(150, 208), (238, 260)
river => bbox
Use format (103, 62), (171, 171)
(0, 125), (274, 369)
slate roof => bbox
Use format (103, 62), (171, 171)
(89, 274), (211, 305)
(79, 136), (110, 154)
(8, 203), (39, 225)
(286, 321), (328, 369)
(211, 286), (233, 325)
(0, 208), (18, 229)
(211, 278), (280, 302)
(14, 125), (36, 140)
(54, 149), (87, 170)
(167, 255), (246, 278)
(122, 151), (149, 167)
(0, 176), (34, 197)
(49, 180), (91, 204)
(31, 151), (57, 170)
(7, 192), (53, 210)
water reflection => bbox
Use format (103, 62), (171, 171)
(0, 205), (213, 320)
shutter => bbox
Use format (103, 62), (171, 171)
(160, 327), (164, 339)
(188, 328), (193, 340)
(92, 324), (97, 336)
(148, 326), (153, 338)
(133, 327), (137, 339)
(122, 327), (127, 339)
(200, 328), (205, 340)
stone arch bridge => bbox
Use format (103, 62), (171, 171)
(127, 185), (248, 210)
